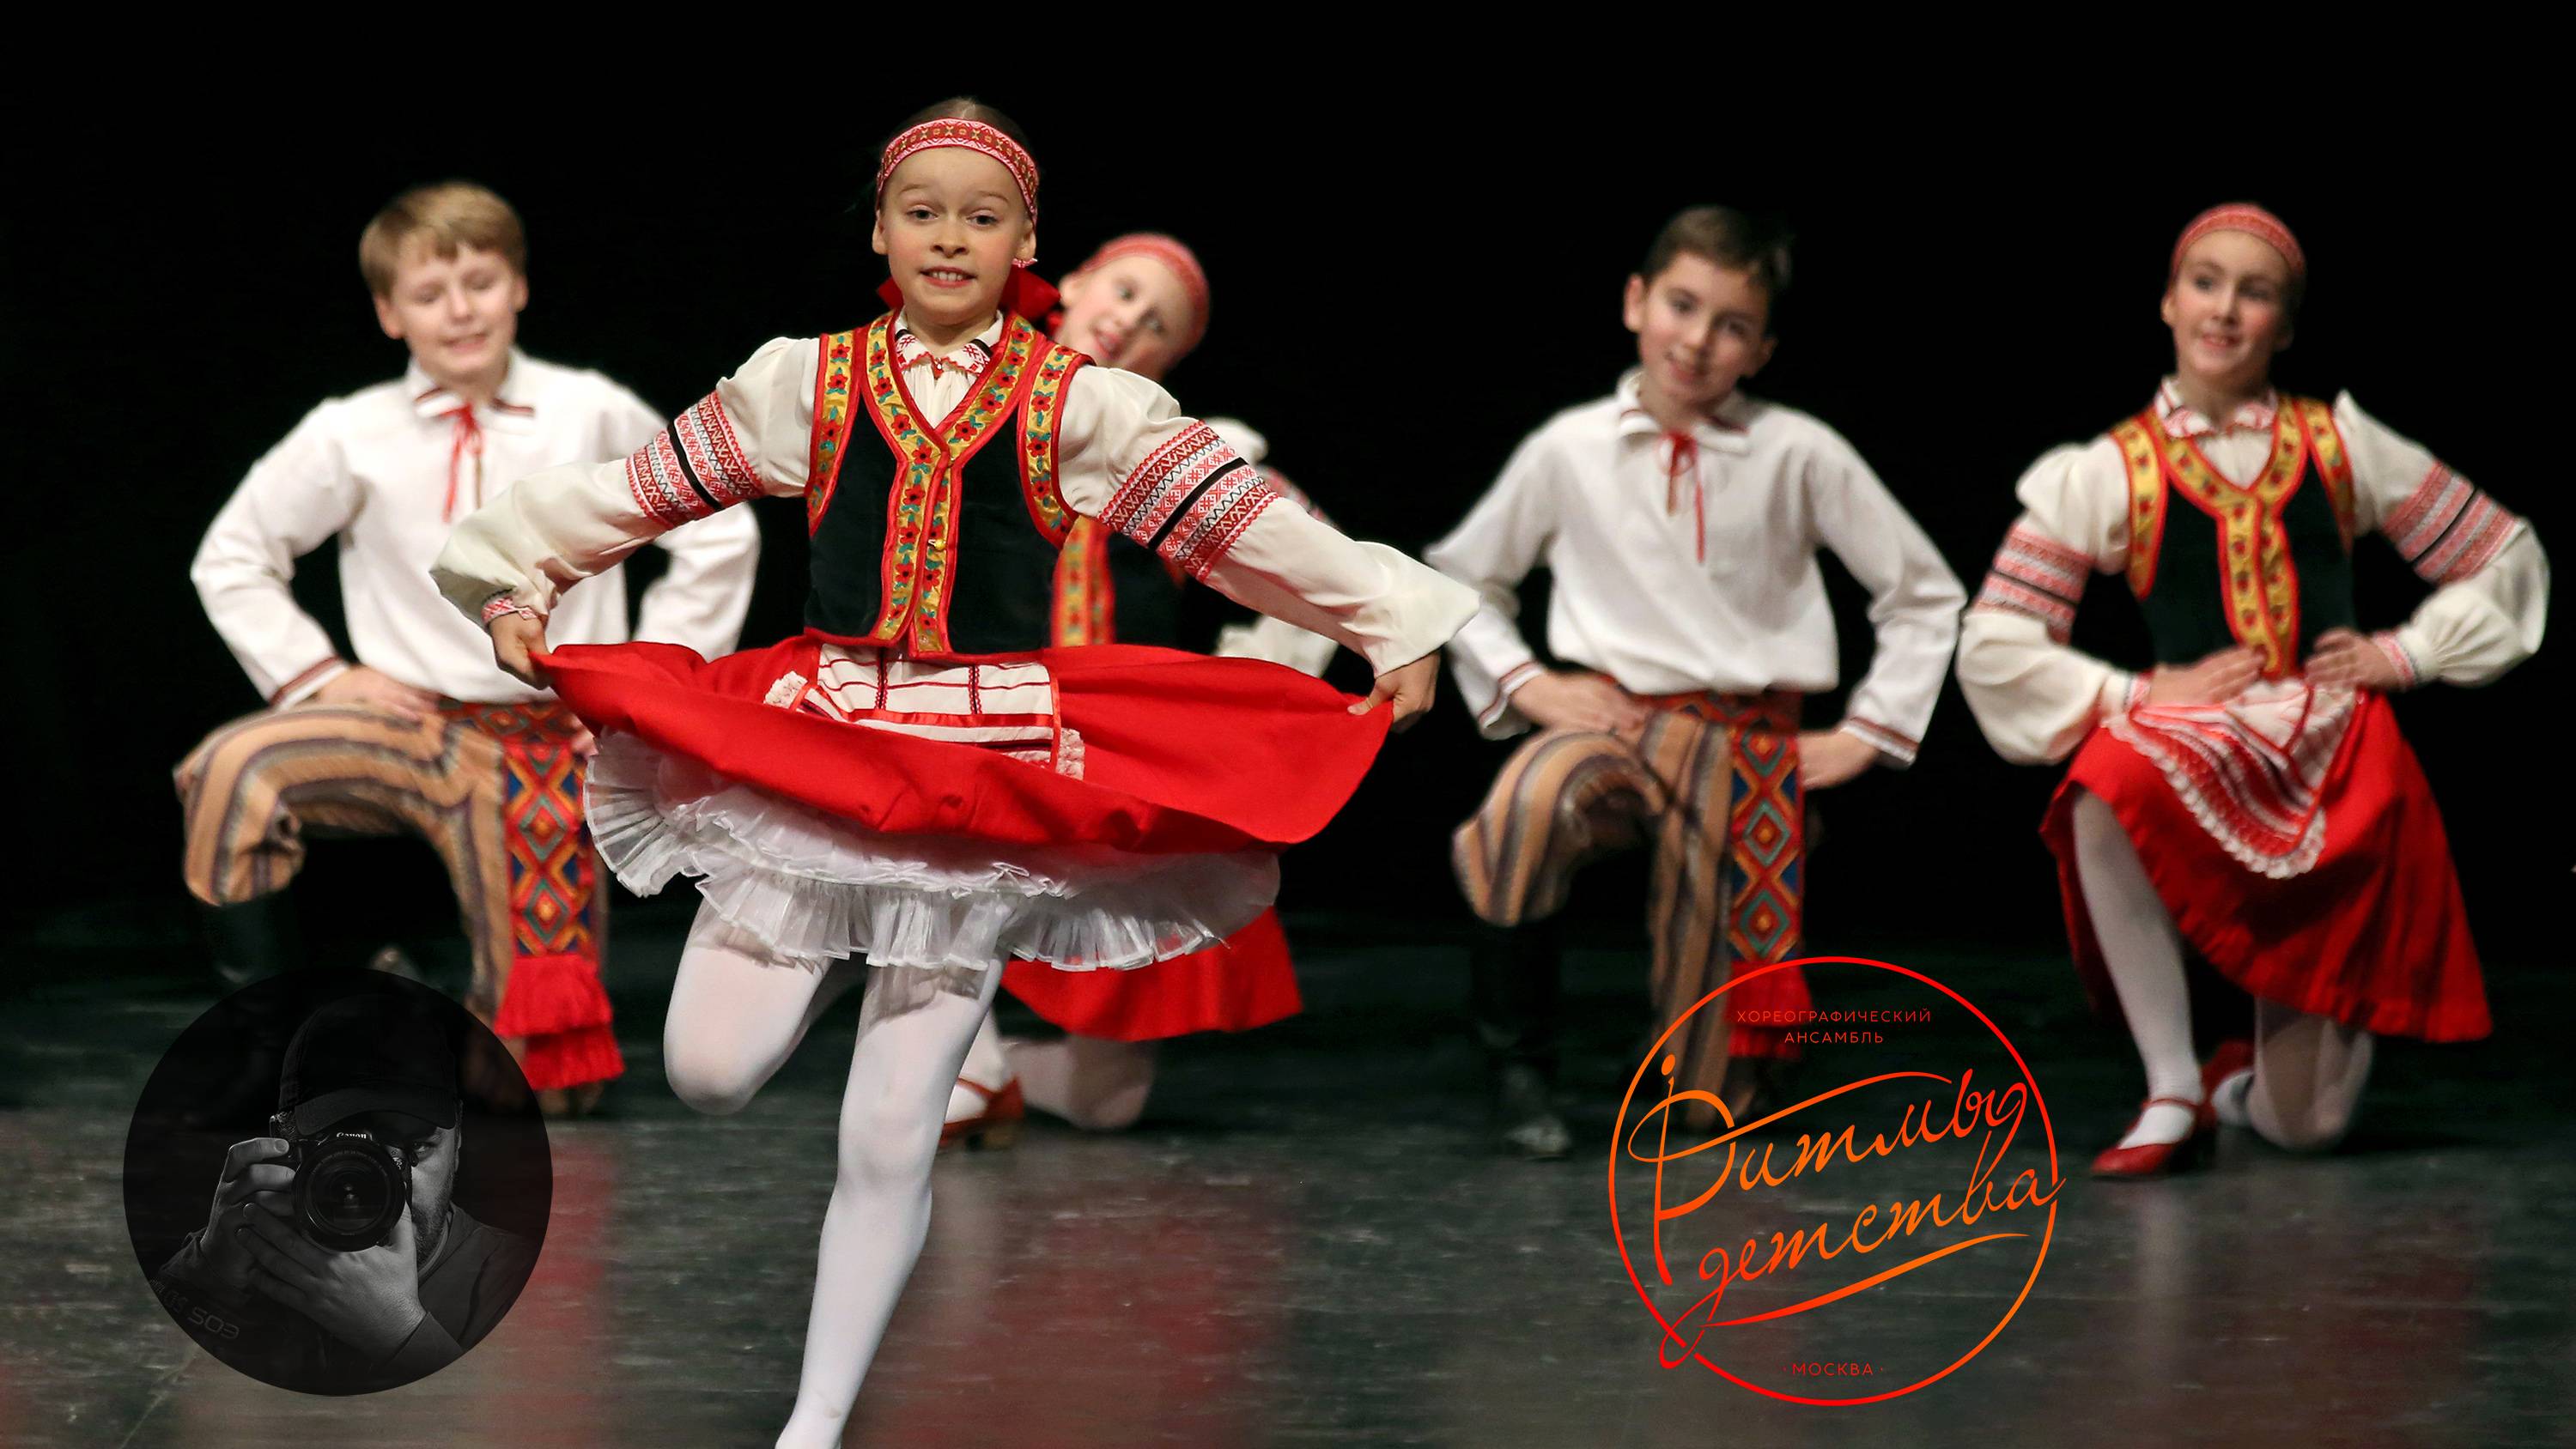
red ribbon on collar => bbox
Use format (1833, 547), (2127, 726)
(1663, 431), (1704, 563)
(441, 404), (485, 524)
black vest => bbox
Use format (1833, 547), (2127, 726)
(1103, 532), (1183, 646)
(2111, 397), (2358, 677)
(803, 314), (1084, 655)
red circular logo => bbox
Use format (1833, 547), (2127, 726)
(1608, 956), (2062, 1404)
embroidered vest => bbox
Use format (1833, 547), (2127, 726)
(2107, 397), (2359, 677)
(803, 313), (1087, 654)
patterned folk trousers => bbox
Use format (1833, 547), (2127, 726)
(175, 700), (620, 1091)
(1454, 694), (1812, 1113)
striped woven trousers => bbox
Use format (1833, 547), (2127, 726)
(174, 701), (621, 1092)
(1454, 694), (1811, 1111)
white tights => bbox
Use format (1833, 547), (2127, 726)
(664, 904), (1005, 1448)
(2069, 791), (2374, 1153)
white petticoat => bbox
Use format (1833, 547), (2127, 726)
(583, 732), (1279, 972)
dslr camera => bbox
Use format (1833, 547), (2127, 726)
(264, 1113), (411, 1252)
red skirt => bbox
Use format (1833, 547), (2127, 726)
(544, 634), (1388, 971)
(1002, 907), (1303, 1041)
(2042, 690), (2488, 1042)
(544, 636), (1388, 852)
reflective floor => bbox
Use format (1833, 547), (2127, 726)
(4, 895), (2568, 1448)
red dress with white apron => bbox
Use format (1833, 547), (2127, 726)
(2038, 397), (2488, 1042)
(545, 310), (1393, 974)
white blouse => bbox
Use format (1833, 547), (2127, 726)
(1957, 385), (2549, 765)
(432, 315), (1474, 677)
(1425, 370), (1965, 762)
(1200, 418), (1340, 679)
(194, 350), (761, 706)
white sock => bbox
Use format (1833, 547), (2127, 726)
(2210, 1069), (2256, 1128)
(2117, 1099), (2198, 1148)
(946, 1009), (1013, 1124)
(2071, 793), (2202, 1149)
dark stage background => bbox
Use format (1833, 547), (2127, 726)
(7, 94), (2562, 966)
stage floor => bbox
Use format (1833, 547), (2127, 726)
(4, 899), (2569, 1448)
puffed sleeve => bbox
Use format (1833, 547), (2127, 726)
(1800, 423), (1966, 767)
(191, 402), (361, 705)
(2336, 392), (2548, 688)
(1195, 417), (1339, 675)
(1420, 427), (1561, 738)
(1954, 440), (2147, 765)
(432, 336), (816, 627)
(1054, 367), (1476, 675)
(569, 377), (762, 657)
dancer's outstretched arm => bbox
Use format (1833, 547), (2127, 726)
(1052, 367), (1477, 727)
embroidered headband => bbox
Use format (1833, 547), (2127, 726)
(874, 118), (1040, 221)
(1075, 233), (1211, 350)
(2170, 203), (2306, 285)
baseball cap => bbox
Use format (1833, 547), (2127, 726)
(276, 992), (462, 1135)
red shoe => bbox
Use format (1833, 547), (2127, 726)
(2090, 1096), (2213, 1179)
(940, 1076), (1024, 1152)
(2201, 1040), (2254, 1125)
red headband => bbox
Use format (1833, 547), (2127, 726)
(874, 118), (1040, 221)
(2171, 203), (2306, 283)
(1075, 233), (1211, 350)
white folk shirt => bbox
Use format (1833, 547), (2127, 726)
(1956, 382), (2550, 765)
(1425, 371), (1965, 762)
(195, 351), (760, 707)
(430, 315), (1476, 677)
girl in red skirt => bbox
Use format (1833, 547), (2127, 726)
(432, 102), (1473, 1446)
(944, 232), (1343, 1143)
(1957, 203), (2548, 1179)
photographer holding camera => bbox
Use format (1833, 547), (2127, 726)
(149, 991), (536, 1392)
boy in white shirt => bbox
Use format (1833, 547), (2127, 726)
(1427, 207), (1963, 1157)
(178, 183), (760, 1113)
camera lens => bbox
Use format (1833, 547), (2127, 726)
(296, 1137), (406, 1250)
(310, 1155), (391, 1231)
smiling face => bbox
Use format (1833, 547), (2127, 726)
(1053, 252), (1199, 379)
(2161, 229), (2294, 395)
(371, 243), (525, 394)
(1621, 252), (1775, 419)
(871, 146), (1036, 335)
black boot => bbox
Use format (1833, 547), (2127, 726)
(1469, 920), (1570, 1160)
(180, 897), (305, 1132)
(200, 894), (304, 992)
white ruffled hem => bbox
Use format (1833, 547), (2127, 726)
(583, 733), (1277, 971)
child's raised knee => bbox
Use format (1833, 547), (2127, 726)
(665, 1048), (762, 1117)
